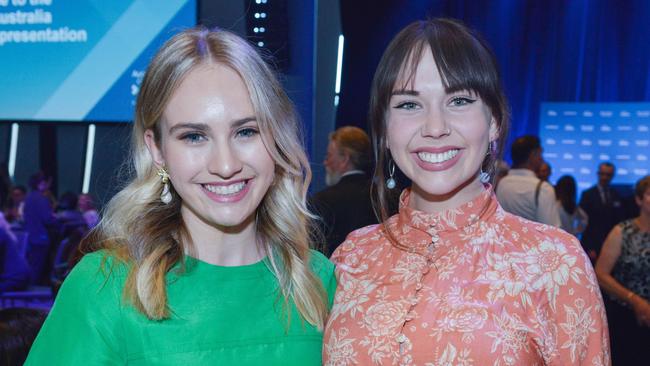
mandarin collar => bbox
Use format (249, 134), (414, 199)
(395, 185), (497, 237)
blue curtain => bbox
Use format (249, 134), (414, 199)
(337, 0), (650, 161)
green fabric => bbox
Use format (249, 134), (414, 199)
(25, 249), (335, 365)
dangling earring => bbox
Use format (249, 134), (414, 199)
(386, 159), (397, 189)
(479, 140), (496, 184)
(479, 169), (491, 184)
(488, 140), (497, 156)
(157, 167), (172, 204)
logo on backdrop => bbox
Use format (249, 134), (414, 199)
(540, 102), (650, 192)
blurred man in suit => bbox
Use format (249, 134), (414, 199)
(579, 162), (625, 261)
(310, 126), (377, 256)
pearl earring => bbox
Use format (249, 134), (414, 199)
(386, 159), (396, 189)
(157, 167), (172, 204)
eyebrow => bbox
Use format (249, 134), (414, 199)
(231, 116), (257, 128)
(168, 122), (209, 134)
(168, 116), (257, 134)
(391, 89), (419, 97)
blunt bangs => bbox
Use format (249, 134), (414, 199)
(392, 20), (503, 123)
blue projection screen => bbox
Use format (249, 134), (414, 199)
(0, 0), (196, 122)
(539, 103), (650, 192)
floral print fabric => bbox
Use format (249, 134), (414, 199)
(324, 188), (610, 366)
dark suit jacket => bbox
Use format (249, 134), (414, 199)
(579, 185), (625, 255)
(309, 173), (378, 257)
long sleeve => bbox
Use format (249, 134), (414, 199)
(540, 237), (610, 365)
(25, 252), (126, 365)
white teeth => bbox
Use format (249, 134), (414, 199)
(418, 149), (459, 163)
(204, 181), (246, 195)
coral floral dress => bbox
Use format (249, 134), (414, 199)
(323, 188), (610, 366)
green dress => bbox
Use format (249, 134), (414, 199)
(25, 249), (336, 365)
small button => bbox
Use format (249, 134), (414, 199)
(396, 333), (407, 343)
(415, 282), (423, 290)
(431, 235), (439, 243)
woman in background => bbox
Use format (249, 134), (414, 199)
(555, 175), (588, 237)
(27, 27), (334, 365)
(596, 175), (650, 364)
(324, 18), (608, 365)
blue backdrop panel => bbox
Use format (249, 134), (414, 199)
(540, 102), (650, 193)
(0, 0), (196, 122)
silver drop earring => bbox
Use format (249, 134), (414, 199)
(157, 167), (172, 204)
(479, 141), (496, 184)
(479, 169), (491, 184)
(386, 159), (397, 189)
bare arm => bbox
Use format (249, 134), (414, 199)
(595, 225), (650, 327)
(574, 207), (588, 235)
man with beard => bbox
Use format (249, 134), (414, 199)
(310, 127), (377, 256)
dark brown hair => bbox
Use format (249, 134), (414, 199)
(635, 175), (650, 200)
(555, 175), (578, 214)
(369, 18), (510, 223)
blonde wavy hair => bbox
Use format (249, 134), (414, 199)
(82, 27), (329, 329)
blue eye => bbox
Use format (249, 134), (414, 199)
(236, 127), (259, 138)
(180, 132), (206, 144)
(394, 101), (419, 110)
(450, 97), (476, 106)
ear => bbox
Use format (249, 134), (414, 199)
(144, 129), (165, 167)
(488, 117), (499, 143)
(339, 150), (353, 170)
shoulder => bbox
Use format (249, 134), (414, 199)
(308, 249), (334, 278)
(540, 181), (554, 192)
(330, 222), (386, 265)
(499, 209), (587, 256)
(61, 250), (129, 298)
(309, 187), (338, 211)
(615, 219), (633, 234)
(581, 186), (598, 197)
(308, 249), (337, 303)
(496, 173), (534, 192)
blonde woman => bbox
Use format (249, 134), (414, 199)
(26, 27), (334, 365)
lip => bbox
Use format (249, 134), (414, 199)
(412, 146), (463, 171)
(201, 179), (252, 203)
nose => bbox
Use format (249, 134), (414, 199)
(421, 107), (451, 138)
(208, 141), (243, 179)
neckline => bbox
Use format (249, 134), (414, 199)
(397, 185), (496, 232)
(182, 255), (268, 275)
(389, 185), (498, 255)
(632, 218), (650, 234)
(506, 168), (536, 177)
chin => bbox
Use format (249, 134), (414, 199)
(412, 174), (481, 199)
(413, 183), (458, 198)
(208, 209), (255, 228)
